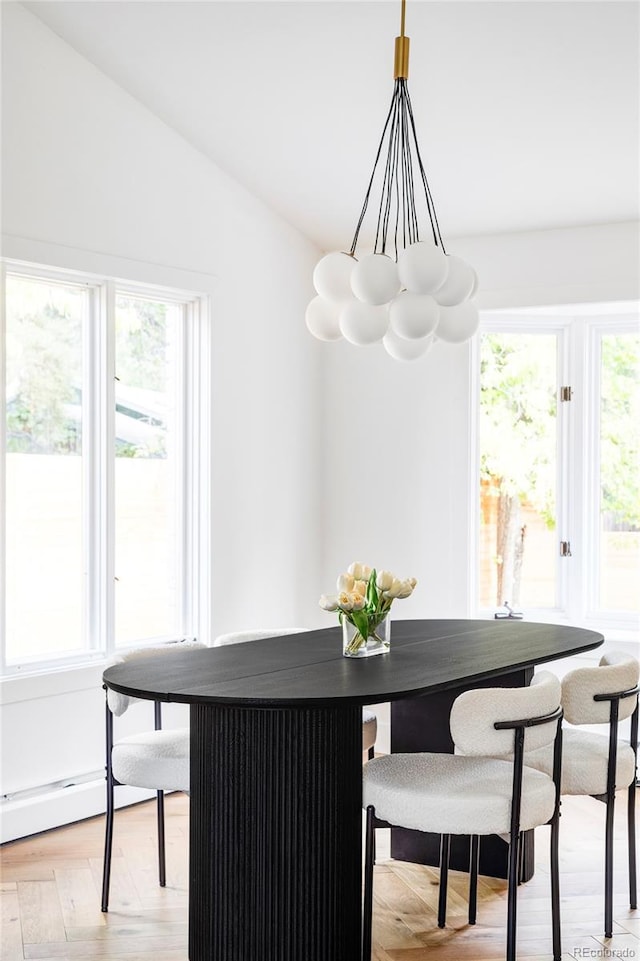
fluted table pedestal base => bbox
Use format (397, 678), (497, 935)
(189, 703), (363, 961)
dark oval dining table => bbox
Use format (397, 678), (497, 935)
(103, 618), (603, 961)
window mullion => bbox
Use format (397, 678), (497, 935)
(0, 263), (6, 673)
(582, 320), (596, 624)
(83, 285), (98, 652)
(181, 297), (208, 644)
(563, 318), (586, 623)
(583, 322), (607, 623)
(555, 326), (570, 615)
(103, 281), (116, 657)
(86, 280), (115, 657)
(175, 303), (189, 637)
(468, 331), (481, 617)
(189, 296), (213, 645)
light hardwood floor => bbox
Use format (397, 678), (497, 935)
(1, 790), (638, 961)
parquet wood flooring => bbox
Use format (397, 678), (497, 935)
(1, 790), (638, 960)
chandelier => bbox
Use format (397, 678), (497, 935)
(305, 0), (479, 361)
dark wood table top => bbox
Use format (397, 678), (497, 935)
(102, 619), (604, 708)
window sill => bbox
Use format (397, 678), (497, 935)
(0, 660), (109, 705)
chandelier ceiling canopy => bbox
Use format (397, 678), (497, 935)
(305, 0), (480, 361)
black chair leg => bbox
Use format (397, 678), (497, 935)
(101, 774), (115, 912)
(604, 792), (615, 938)
(517, 831), (524, 886)
(629, 779), (637, 910)
(506, 835), (520, 961)
(550, 817), (561, 961)
(437, 834), (450, 929)
(157, 790), (166, 887)
(468, 835), (479, 925)
(362, 806), (375, 961)
(101, 702), (115, 913)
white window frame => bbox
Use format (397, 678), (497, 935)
(581, 315), (640, 632)
(471, 302), (639, 638)
(0, 259), (213, 676)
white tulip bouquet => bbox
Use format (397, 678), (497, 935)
(319, 561), (417, 656)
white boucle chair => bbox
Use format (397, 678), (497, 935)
(362, 672), (563, 961)
(526, 650), (639, 938)
(101, 639), (207, 913)
(215, 629), (378, 758)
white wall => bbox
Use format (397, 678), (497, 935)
(319, 334), (473, 622)
(459, 222), (640, 310)
(1, 3), (323, 840)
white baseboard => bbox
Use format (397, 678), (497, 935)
(1, 779), (157, 844)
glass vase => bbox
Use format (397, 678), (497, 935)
(342, 613), (390, 658)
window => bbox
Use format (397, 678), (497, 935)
(113, 293), (183, 646)
(476, 304), (639, 634)
(1, 263), (211, 674)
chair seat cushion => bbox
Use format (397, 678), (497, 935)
(112, 728), (190, 792)
(362, 710), (377, 753)
(526, 727), (636, 796)
(363, 752), (556, 836)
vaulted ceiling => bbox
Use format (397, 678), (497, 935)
(24, 1), (640, 252)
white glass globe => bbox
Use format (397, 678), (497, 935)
(305, 296), (343, 342)
(389, 291), (440, 340)
(313, 251), (356, 303)
(397, 242), (448, 295)
(435, 256), (475, 306)
(383, 328), (434, 361)
(469, 268), (480, 299)
(350, 253), (401, 306)
(436, 301), (480, 343)
(339, 300), (389, 346)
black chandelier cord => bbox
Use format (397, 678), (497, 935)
(404, 83), (447, 253)
(400, 83), (420, 247)
(399, 83), (419, 255)
(376, 93), (401, 254)
(349, 90), (398, 257)
(350, 78), (446, 260)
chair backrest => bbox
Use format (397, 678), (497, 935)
(107, 639), (207, 716)
(450, 671), (562, 757)
(561, 650), (639, 726)
(214, 628), (308, 646)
